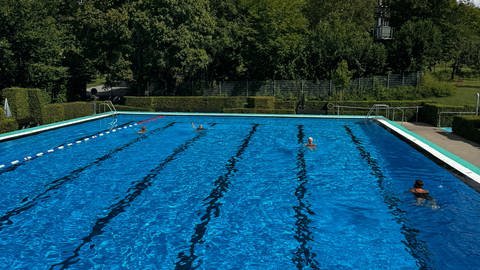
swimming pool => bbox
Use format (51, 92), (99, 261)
(0, 114), (479, 269)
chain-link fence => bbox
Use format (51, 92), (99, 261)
(155, 72), (421, 98)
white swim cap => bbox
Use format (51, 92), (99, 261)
(308, 137), (313, 141)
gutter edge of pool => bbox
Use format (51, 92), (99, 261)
(0, 112), (114, 142)
(376, 118), (480, 187)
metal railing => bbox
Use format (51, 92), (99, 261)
(438, 111), (477, 127)
(333, 104), (422, 122)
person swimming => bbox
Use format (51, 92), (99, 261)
(138, 126), (147, 134)
(410, 179), (438, 208)
(304, 136), (317, 151)
(191, 122), (205, 131)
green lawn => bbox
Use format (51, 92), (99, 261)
(430, 78), (480, 107)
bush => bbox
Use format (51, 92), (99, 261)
(418, 103), (466, 127)
(452, 115), (480, 143)
(41, 102), (94, 124)
(1, 87), (49, 125)
(0, 107), (18, 133)
(125, 96), (249, 112)
(223, 108), (294, 114)
(420, 73), (456, 97)
(246, 96), (275, 109)
(115, 105), (153, 112)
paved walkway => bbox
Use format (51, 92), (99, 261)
(400, 122), (480, 168)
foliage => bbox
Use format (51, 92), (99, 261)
(124, 96), (283, 112)
(332, 60), (352, 90)
(0, 0), (480, 96)
(420, 73), (456, 97)
(390, 20), (442, 71)
(0, 107), (18, 133)
(1, 87), (49, 125)
(418, 103), (467, 126)
(41, 102), (94, 124)
(452, 115), (480, 143)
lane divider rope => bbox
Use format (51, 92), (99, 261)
(0, 121), (148, 171)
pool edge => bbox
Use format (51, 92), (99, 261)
(376, 118), (480, 187)
(0, 112), (114, 142)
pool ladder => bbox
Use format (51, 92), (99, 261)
(366, 104), (390, 119)
(102, 101), (118, 130)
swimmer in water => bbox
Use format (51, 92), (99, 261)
(304, 136), (317, 151)
(410, 179), (438, 208)
(138, 126), (147, 134)
(191, 122), (205, 131)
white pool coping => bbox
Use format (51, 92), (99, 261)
(0, 112), (114, 142)
(377, 118), (480, 185)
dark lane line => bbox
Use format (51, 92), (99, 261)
(292, 125), (320, 270)
(0, 120), (135, 175)
(344, 125), (430, 270)
(0, 122), (176, 231)
(49, 131), (207, 270)
(174, 124), (259, 270)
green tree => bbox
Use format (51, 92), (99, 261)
(130, 0), (214, 95)
(305, 0), (377, 32)
(0, 0), (68, 101)
(389, 20), (442, 71)
(240, 0), (309, 79)
(308, 18), (386, 80)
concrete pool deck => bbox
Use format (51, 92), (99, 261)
(399, 121), (480, 168)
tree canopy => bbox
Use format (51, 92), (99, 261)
(0, 0), (479, 99)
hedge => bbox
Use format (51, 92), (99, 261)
(246, 96), (275, 109)
(115, 105), (154, 112)
(1, 87), (49, 125)
(0, 107), (18, 133)
(222, 108), (295, 114)
(41, 102), (94, 124)
(418, 103), (467, 127)
(125, 96), (277, 112)
(452, 116), (480, 143)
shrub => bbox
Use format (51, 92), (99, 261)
(420, 73), (456, 97)
(246, 96), (275, 109)
(0, 107), (18, 133)
(418, 103), (466, 127)
(41, 102), (94, 124)
(452, 115), (480, 143)
(1, 87), (49, 125)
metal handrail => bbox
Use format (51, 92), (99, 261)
(366, 104), (390, 119)
(332, 104), (422, 122)
(437, 111), (476, 127)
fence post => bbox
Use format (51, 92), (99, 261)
(219, 81), (222, 96)
(387, 72), (390, 89)
(402, 72), (405, 86)
(329, 80), (332, 96)
(273, 80), (275, 97)
(246, 79), (249, 97)
(301, 80), (304, 98)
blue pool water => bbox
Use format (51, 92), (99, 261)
(0, 114), (479, 269)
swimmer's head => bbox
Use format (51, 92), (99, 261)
(308, 137), (313, 143)
(414, 179), (424, 188)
